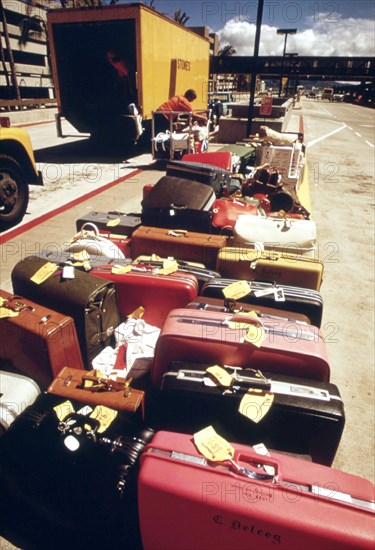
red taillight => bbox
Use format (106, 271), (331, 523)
(0, 117), (11, 128)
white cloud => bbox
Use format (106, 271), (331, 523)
(217, 16), (375, 56)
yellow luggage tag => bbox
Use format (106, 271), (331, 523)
(112, 264), (132, 274)
(223, 280), (251, 301)
(30, 262), (58, 284)
(128, 306), (145, 319)
(239, 389), (274, 423)
(159, 259), (179, 275)
(90, 405), (118, 433)
(106, 218), (121, 227)
(194, 426), (235, 462)
(205, 365), (234, 388)
(53, 400), (75, 421)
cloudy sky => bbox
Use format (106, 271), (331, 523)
(143, 0), (375, 56)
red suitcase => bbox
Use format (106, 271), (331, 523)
(92, 266), (199, 328)
(182, 151), (233, 171)
(138, 431), (375, 550)
(186, 296), (312, 325)
(0, 290), (84, 387)
(152, 308), (330, 388)
(212, 198), (260, 231)
(131, 226), (227, 269)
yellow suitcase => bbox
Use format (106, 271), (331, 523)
(216, 247), (324, 290)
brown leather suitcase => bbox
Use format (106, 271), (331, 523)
(0, 290), (84, 388)
(11, 255), (120, 369)
(47, 367), (145, 417)
(131, 226), (227, 269)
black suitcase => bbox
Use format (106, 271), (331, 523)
(75, 211), (142, 236)
(166, 160), (232, 196)
(154, 361), (345, 466)
(0, 392), (154, 550)
(141, 175), (215, 232)
(200, 278), (323, 328)
(11, 255), (120, 369)
(217, 143), (257, 174)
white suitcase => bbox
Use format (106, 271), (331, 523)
(0, 370), (41, 433)
(234, 214), (317, 250)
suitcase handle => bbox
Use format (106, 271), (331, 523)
(225, 313), (264, 328)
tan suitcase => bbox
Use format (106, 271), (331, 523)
(131, 226), (227, 269)
(217, 247), (324, 290)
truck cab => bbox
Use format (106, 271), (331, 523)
(321, 88), (334, 101)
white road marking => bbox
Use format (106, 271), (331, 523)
(307, 124), (347, 148)
(365, 141), (374, 148)
(355, 132), (362, 138)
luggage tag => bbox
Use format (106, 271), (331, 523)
(106, 217), (121, 227)
(239, 389), (274, 423)
(224, 312), (266, 348)
(158, 259), (179, 275)
(0, 298), (20, 318)
(30, 262), (58, 284)
(205, 365), (234, 388)
(90, 405), (117, 433)
(194, 426), (274, 481)
(223, 280), (251, 301)
(62, 265), (75, 279)
(112, 264), (132, 274)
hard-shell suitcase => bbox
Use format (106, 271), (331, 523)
(201, 278), (324, 328)
(92, 265), (198, 328)
(138, 431), (375, 550)
(131, 226), (227, 269)
(217, 247), (324, 290)
(0, 289), (84, 387)
(165, 160), (232, 196)
(157, 361), (345, 465)
(0, 370), (41, 434)
(11, 256), (120, 369)
(140, 175), (215, 231)
(182, 150), (233, 171)
(76, 211), (141, 236)
(141, 175), (215, 211)
(0, 392), (154, 550)
(152, 308), (330, 388)
(217, 143), (257, 174)
(186, 296), (311, 325)
(132, 256), (221, 291)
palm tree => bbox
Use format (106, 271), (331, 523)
(0, 0), (21, 100)
(218, 45), (236, 56)
(172, 8), (190, 26)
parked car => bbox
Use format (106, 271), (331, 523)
(332, 94), (344, 102)
(0, 120), (43, 231)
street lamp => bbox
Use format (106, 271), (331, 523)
(277, 28), (297, 97)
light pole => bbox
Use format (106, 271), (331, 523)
(277, 28), (297, 97)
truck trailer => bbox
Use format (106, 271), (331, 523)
(47, 3), (210, 146)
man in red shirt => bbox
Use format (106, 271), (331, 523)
(155, 89), (207, 132)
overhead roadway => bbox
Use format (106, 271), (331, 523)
(211, 56), (375, 82)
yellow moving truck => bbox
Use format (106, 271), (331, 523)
(47, 3), (210, 145)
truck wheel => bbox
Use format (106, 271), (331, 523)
(0, 154), (29, 231)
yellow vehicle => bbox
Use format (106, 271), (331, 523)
(0, 123), (43, 231)
(47, 4), (210, 145)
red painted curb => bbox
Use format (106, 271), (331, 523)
(0, 168), (142, 244)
